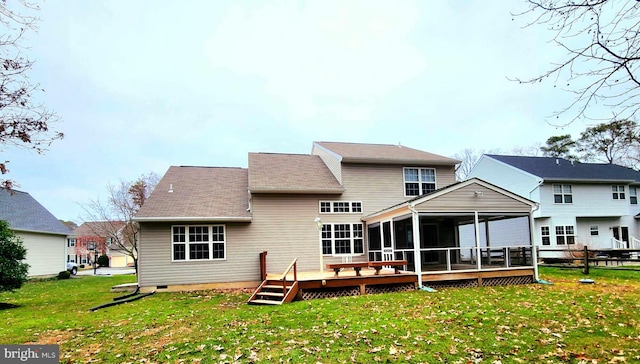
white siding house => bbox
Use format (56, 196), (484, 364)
(470, 155), (640, 257)
(0, 188), (71, 276)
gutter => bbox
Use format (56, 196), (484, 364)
(134, 216), (253, 223)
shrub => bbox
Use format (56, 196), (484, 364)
(57, 271), (71, 280)
(0, 220), (30, 292)
(97, 255), (109, 267)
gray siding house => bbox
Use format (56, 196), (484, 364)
(0, 188), (71, 276)
(135, 142), (539, 292)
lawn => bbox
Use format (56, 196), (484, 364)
(1, 267), (639, 363)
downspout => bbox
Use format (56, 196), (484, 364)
(408, 204), (422, 288)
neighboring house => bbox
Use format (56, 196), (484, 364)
(0, 188), (70, 276)
(69, 221), (136, 268)
(135, 142), (539, 293)
(469, 155), (640, 257)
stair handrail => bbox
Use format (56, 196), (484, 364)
(279, 258), (298, 295)
(631, 237), (640, 249)
(611, 237), (625, 249)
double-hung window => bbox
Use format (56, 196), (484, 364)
(172, 225), (226, 261)
(630, 187), (638, 205)
(612, 185), (626, 200)
(553, 184), (573, 204)
(404, 168), (436, 196)
(555, 225), (575, 245)
(321, 223), (364, 255)
(540, 226), (550, 246)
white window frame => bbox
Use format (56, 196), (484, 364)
(68, 238), (76, 247)
(630, 186), (638, 205)
(590, 225), (599, 236)
(553, 184), (573, 204)
(321, 223), (364, 256)
(540, 226), (550, 246)
(612, 185), (626, 200)
(171, 224), (227, 262)
(318, 201), (363, 214)
(555, 225), (575, 245)
(403, 167), (436, 197)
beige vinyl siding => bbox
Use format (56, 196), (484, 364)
(415, 183), (532, 213)
(138, 194), (367, 288)
(338, 164), (457, 215)
(16, 231), (66, 276)
(312, 144), (342, 183)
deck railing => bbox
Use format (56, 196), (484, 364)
(391, 246), (534, 272)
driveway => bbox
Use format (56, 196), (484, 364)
(76, 267), (136, 276)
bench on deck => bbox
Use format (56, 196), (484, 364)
(367, 260), (408, 275)
(326, 262), (369, 277)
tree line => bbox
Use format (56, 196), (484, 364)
(454, 119), (640, 180)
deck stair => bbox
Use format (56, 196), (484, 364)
(248, 258), (299, 305)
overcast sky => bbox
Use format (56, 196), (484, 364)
(6, 1), (591, 223)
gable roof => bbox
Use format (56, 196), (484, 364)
(72, 221), (125, 237)
(364, 178), (537, 221)
(134, 166), (252, 222)
(486, 155), (640, 183)
(248, 153), (345, 194)
(0, 188), (71, 236)
(314, 141), (460, 165)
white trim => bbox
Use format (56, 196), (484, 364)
(171, 224), (227, 262)
(321, 223), (364, 256)
(319, 200), (363, 214)
(403, 167), (436, 197)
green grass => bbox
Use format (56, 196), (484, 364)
(1, 267), (640, 363)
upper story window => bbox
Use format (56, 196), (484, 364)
(68, 238), (76, 247)
(172, 225), (226, 261)
(319, 201), (363, 214)
(631, 187), (638, 205)
(612, 185), (626, 200)
(404, 168), (436, 197)
(553, 184), (573, 204)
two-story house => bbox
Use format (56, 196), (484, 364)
(135, 142), (539, 294)
(469, 155), (640, 257)
(68, 221), (136, 268)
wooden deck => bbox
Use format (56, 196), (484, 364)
(266, 265), (536, 300)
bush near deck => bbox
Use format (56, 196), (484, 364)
(1, 267), (639, 363)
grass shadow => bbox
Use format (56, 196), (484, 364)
(0, 302), (21, 310)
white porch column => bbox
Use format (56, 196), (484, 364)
(529, 211), (539, 281)
(475, 211), (481, 270)
(409, 205), (422, 287)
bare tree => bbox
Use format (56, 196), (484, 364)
(81, 173), (159, 273)
(453, 148), (483, 181)
(1, 1), (62, 189)
(513, 1), (640, 125)
(453, 145), (541, 181)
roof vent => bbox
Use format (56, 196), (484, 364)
(555, 159), (559, 165)
(168, 184), (174, 193)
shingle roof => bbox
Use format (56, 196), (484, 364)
(0, 188), (71, 235)
(134, 166), (251, 221)
(487, 155), (640, 182)
(314, 141), (460, 165)
(72, 221), (125, 237)
(248, 153), (345, 193)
